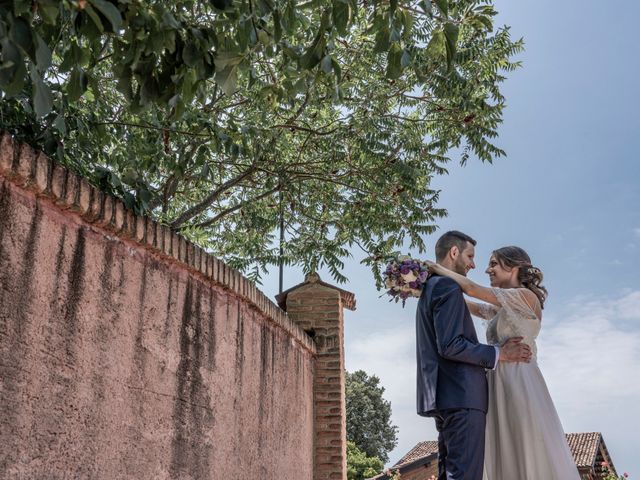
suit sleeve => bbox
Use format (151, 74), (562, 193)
(432, 279), (497, 368)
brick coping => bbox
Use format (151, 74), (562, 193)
(0, 132), (316, 355)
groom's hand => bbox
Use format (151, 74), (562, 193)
(499, 337), (532, 363)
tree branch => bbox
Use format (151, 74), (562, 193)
(92, 121), (212, 138)
(170, 165), (258, 228)
(271, 124), (340, 136)
(190, 185), (281, 229)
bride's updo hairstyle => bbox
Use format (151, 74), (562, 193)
(492, 246), (548, 309)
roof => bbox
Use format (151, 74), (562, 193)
(376, 432), (615, 478)
(366, 442), (438, 480)
(566, 432), (601, 468)
(566, 432), (617, 475)
(393, 441), (439, 468)
(275, 272), (356, 311)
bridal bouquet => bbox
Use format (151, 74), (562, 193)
(383, 255), (430, 306)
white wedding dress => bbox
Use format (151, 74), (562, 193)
(476, 288), (580, 480)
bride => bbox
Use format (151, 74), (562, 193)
(427, 246), (580, 480)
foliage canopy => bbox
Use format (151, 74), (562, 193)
(0, 0), (522, 283)
(346, 441), (385, 480)
(346, 369), (398, 463)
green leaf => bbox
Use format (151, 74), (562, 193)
(257, 29), (270, 46)
(10, 17), (34, 59)
(38, 0), (60, 24)
(333, 0), (351, 36)
(0, 38), (26, 94)
(443, 23), (459, 69)
(389, 27), (401, 43)
(478, 15), (494, 31)
(373, 26), (390, 53)
(84, 5), (104, 33)
(215, 65), (238, 96)
(419, 0), (433, 15)
(425, 29), (445, 60)
(68, 67), (88, 101)
(53, 115), (67, 135)
(273, 9), (283, 43)
(400, 49), (411, 68)
(214, 52), (244, 70)
(89, 0), (123, 32)
(434, 0), (448, 17)
(402, 10), (415, 40)
(34, 35), (52, 72)
(331, 57), (342, 82)
(182, 43), (200, 67)
(256, 0), (274, 15)
(320, 55), (333, 74)
(59, 43), (89, 72)
(386, 43), (403, 79)
(210, 0), (233, 10)
(161, 11), (181, 29)
(300, 30), (326, 69)
(31, 70), (53, 118)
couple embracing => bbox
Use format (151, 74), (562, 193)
(416, 231), (580, 480)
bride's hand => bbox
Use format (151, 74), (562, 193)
(424, 260), (440, 273)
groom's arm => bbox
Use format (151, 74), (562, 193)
(431, 278), (497, 369)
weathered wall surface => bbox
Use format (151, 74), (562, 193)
(0, 135), (316, 479)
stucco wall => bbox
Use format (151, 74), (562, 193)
(0, 135), (315, 479)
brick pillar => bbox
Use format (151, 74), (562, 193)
(278, 273), (356, 480)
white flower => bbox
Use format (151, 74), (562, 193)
(401, 270), (417, 283)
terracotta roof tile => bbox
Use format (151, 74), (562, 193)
(393, 441), (439, 467)
(389, 433), (603, 472)
(275, 272), (356, 311)
(565, 432), (601, 468)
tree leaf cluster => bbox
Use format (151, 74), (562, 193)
(0, 0), (523, 283)
(346, 370), (398, 464)
(347, 440), (385, 480)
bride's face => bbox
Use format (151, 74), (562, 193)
(485, 255), (515, 287)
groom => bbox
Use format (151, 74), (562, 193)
(416, 231), (531, 480)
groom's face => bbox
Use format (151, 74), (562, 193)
(453, 242), (476, 276)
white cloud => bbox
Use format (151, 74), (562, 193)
(347, 324), (415, 408)
(539, 293), (640, 410)
(345, 291), (640, 471)
(345, 323), (437, 465)
(537, 291), (640, 473)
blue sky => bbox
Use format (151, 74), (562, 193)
(263, 0), (640, 475)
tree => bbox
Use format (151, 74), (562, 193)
(347, 441), (385, 480)
(0, 0), (523, 283)
(346, 369), (398, 463)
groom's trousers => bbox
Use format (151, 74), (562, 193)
(434, 408), (486, 480)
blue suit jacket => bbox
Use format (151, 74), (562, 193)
(416, 274), (497, 416)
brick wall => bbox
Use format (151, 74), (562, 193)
(0, 134), (320, 479)
(398, 463), (439, 480)
(283, 273), (354, 480)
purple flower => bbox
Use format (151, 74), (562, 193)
(400, 265), (411, 275)
(409, 281), (418, 289)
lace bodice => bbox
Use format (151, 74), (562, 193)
(476, 288), (541, 360)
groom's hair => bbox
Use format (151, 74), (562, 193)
(435, 231), (477, 261)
